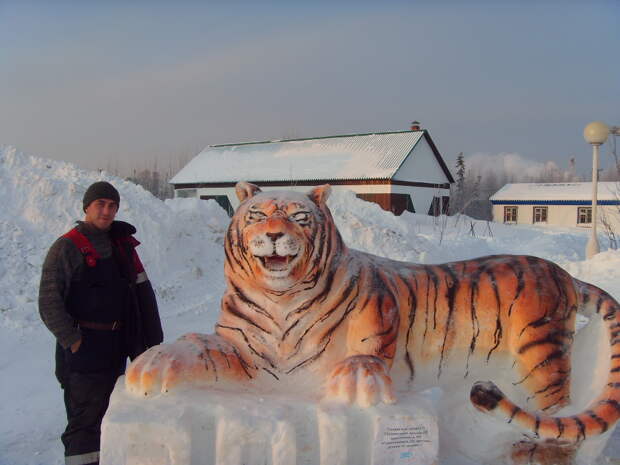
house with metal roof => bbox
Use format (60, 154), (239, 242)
(490, 182), (620, 230)
(170, 128), (454, 216)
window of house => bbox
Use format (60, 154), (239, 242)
(176, 188), (197, 198)
(504, 206), (518, 223)
(577, 207), (592, 225)
(533, 206), (548, 224)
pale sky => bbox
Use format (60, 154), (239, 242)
(1, 1), (619, 176)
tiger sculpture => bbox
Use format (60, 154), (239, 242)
(126, 182), (620, 462)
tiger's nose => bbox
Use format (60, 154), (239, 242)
(266, 232), (283, 242)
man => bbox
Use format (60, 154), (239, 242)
(39, 181), (163, 465)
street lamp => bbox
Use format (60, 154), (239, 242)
(583, 121), (609, 259)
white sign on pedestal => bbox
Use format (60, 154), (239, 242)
(373, 416), (437, 465)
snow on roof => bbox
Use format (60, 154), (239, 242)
(490, 182), (620, 201)
(170, 131), (426, 184)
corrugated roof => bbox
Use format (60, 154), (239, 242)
(490, 182), (620, 201)
(170, 131), (426, 184)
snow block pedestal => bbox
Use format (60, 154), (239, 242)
(101, 378), (438, 465)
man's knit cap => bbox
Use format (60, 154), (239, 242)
(83, 181), (120, 212)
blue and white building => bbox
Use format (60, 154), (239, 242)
(490, 182), (620, 229)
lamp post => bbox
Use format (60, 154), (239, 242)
(583, 121), (609, 259)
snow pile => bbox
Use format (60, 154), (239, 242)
(1, 146), (619, 464)
(0, 145), (230, 331)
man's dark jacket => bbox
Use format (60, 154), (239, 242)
(39, 220), (163, 361)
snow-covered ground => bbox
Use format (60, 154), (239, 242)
(1, 145), (618, 465)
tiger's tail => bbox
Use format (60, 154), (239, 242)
(470, 280), (620, 442)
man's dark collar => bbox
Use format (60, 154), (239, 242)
(76, 220), (136, 237)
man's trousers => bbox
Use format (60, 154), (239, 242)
(55, 336), (125, 465)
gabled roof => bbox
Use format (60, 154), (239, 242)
(490, 182), (620, 202)
(170, 130), (454, 185)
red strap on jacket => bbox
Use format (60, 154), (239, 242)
(63, 228), (101, 267)
(114, 236), (145, 274)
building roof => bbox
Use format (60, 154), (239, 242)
(490, 182), (620, 202)
(170, 130), (453, 185)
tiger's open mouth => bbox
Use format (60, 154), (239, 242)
(259, 254), (297, 272)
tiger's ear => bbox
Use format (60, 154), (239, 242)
(235, 182), (262, 203)
(308, 184), (331, 206)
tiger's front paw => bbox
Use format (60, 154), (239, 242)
(325, 355), (396, 407)
(125, 333), (252, 397)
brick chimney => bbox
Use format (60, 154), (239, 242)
(410, 121), (421, 131)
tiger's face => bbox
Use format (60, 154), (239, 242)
(227, 182), (332, 292)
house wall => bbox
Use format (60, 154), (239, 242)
(174, 183), (450, 217)
(392, 139), (449, 185)
(390, 138), (450, 214)
(492, 203), (620, 231)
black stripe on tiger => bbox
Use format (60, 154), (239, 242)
(285, 338), (330, 374)
(403, 274), (419, 381)
(483, 264), (504, 362)
(224, 242), (246, 278)
(213, 340), (232, 369)
(527, 377), (567, 401)
(519, 314), (553, 338)
(555, 417), (564, 439)
(361, 324), (397, 343)
(223, 300), (270, 334)
(438, 264), (459, 379)
(286, 282), (361, 361)
(319, 286), (362, 346)
(426, 267), (440, 330)
(587, 410), (609, 433)
(229, 344), (254, 379)
(203, 346), (219, 382)
(467, 261), (488, 375)
(299, 225), (327, 287)
(508, 405), (521, 423)
(225, 229), (251, 278)
(572, 416), (586, 442)
(234, 222), (256, 274)
(504, 261), (525, 317)
(285, 264), (342, 321)
(597, 399), (620, 413)
(215, 323), (277, 370)
(262, 367), (279, 380)
(513, 349), (565, 386)
(517, 330), (574, 355)
(230, 282), (280, 328)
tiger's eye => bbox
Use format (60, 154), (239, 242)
(290, 212), (310, 223)
(247, 210), (267, 222)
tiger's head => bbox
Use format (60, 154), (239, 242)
(225, 182), (343, 292)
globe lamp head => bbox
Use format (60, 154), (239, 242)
(584, 121), (609, 145)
